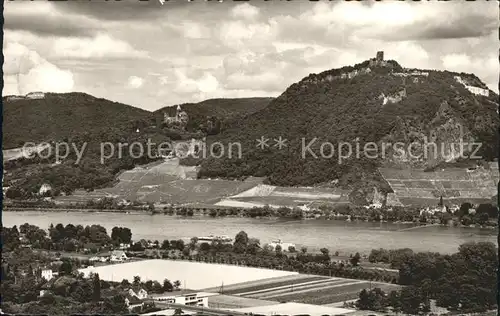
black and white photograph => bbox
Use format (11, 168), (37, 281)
(1, 0), (499, 315)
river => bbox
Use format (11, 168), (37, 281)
(3, 211), (496, 255)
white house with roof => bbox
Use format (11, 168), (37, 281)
(124, 293), (144, 311)
(41, 269), (54, 281)
(39, 183), (52, 195)
(129, 288), (148, 300)
(110, 250), (128, 262)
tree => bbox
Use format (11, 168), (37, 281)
(131, 242), (145, 251)
(247, 238), (261, 255)
(233, 231), (249, 253)
(477, 212), (489, 225)
(461, 215), (473, 226)
(59, 259), (73, 275)
(400, 286), (429, 315)
(133, 276), (141, 286)
(476, 203), (498, 218)
(458, 202), (472, 217)
(189, 237), (198, 250)
(173, 308), (184, 315)
(92, 273), (101, 302)
(275, 245), (282, 256)
(388, 290), (401, 313)
(300, 246), (308, 254)
(163, 279), (174, 292)
(356, 288), (388, 311)
(174, 239), (185, 251)
(161, 240), (170, 250)
(350, 252), (361, 266)
(144, 280), (154, 292)
(199, 242), (211, 252)
(320, 248), (330, 256)
(173, 280), (181, 290)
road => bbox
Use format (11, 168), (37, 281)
(155, 302), (248, 315)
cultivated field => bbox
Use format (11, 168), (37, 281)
(380, 166), (498, 206)
(216, 273), (402, 305)
(78, 259), (297, 289)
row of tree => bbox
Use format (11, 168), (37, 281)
(359, 241), (497, 313)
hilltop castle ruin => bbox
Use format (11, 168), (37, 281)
(164, 105), (188, 126)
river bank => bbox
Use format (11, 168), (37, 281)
(4, 211), (496, 255)
(4, 207), (496, 231)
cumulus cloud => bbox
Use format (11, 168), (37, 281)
(4, 0), (498, 110)
(51, 34), (148, 59)
(3, 42), (74, 95)
(231, 3), (260, 21)
(174, 70), (219, 94)
(127, 76), (144, 89)
(4, 1), (101, 37)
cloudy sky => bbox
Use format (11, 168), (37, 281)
(4, 0), (498, 111)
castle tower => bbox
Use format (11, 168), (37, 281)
(376, 51), (384, 61)
(176, 105), (182, 121)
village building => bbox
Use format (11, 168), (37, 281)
(125, 294), (145, 311)
(128, 288), (149, 300)
(110, 250), (128, 262)
(268, 239), (296, 252)
(40, 268), (54, 281)
(149, 292), (209, 308)
(39, 183), (52, 195)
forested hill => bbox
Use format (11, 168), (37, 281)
(2, 94), (272, 198)
(154, 97), (273, 133)
(197, 58), (499, 194)
(3, 92), (152, 149)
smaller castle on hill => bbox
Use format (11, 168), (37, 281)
(164, 105), (188, 126)
(369, 51), (388, 67)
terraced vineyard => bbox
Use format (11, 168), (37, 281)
(380, 165), (498, 206)
(55, 159), (263, 205)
